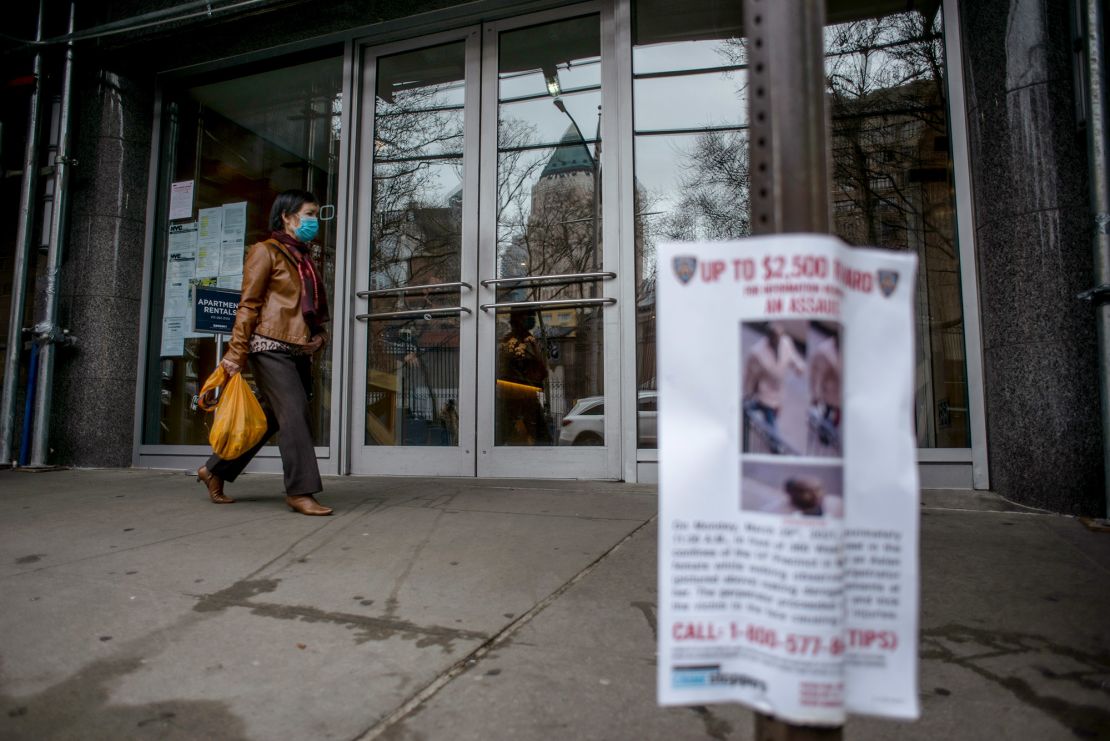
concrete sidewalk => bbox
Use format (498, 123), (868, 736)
(0, 469), (1107, 740)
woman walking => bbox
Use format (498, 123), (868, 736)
(196, 189), (333, 515)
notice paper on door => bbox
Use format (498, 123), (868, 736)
(656, 234), (919, 725)
(169, 180), (194, 221)
(196, 207), (223, 278)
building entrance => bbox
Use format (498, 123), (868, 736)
(349, 5), (621, 477)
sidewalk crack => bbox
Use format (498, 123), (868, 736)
(350, 515), (657, 741)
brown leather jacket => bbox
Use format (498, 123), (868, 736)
(224, 238), (328, 368)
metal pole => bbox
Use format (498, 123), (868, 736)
(1080, 0), (1110, 517)
(0, 0), (46, 466)
(745, 0), (830, 235)
(743, 0), (840, 737)
(29, 2), (77, 468)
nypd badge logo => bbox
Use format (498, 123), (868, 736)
(878, 269), (899, 297)
(673, 256), (697, 285)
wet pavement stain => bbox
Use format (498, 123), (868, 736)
(922, 623), (1110, 738)
(14, 555), (45, 565)
(192, 578), (487, 652)
(245, 602), (485, 651)
(0, 655), (248, 740)
(192, 579), (281, 612)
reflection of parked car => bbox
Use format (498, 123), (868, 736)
(558, 391), (658, 446)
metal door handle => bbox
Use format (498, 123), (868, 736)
(479, 272), (615, 288)
(478, 298), (615, 312)
(357, 281), (472, 299)
(356, 307), (472, 321)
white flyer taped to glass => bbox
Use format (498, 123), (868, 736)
(656, 234), (920, 724)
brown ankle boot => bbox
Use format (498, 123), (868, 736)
(285, 495), (332, 516)
(197, 466), (234, 504)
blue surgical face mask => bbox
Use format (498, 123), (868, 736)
(294, 215), (319, 242)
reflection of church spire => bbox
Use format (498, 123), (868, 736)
(540, 124), (593, 180)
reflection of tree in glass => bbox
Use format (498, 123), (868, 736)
(825, 11), (952, 258)
(666, 129), (752, 242)
(634, 128), (751, 320)
(367, 77), (469, 439)
(636, 36), (752, 309)
(825, 10), (969, 447)
(371, 79), (466, 290)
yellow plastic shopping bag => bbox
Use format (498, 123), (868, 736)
(198, 366), (267, 459)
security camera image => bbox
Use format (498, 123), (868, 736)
(740, 320), (842, 458)
(741, 459), (844, 519)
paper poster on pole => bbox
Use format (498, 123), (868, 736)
(656, 235), (919, 725)
(169, 180), (194, 221)
(196, 207), (223, 278)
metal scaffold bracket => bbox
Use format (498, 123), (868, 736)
(30, 322), (77, 347)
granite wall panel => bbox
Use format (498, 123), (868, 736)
(50, 65), (154, 468)
(961, 0), (1101, 513)
(983, 341), (1102, 514)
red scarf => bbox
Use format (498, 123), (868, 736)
(271, 231), (330, 333)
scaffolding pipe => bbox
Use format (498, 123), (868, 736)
(0, 0), (46, 466)
(1081, 0), (1110, 517)
(4, 0), (300, 52)
(29, 2), (76, 468)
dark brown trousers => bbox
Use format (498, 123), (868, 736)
(205, 351), (322, 496)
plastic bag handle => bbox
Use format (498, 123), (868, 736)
(197, 365), (229, 412)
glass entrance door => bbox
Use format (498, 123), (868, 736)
(475, 8), (616, 477)
(350, 30), (480, 476)
(351, 6), (619, 478)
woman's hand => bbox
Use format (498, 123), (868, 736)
(306, 334), (327, 354)
(220, 357), (242, 377)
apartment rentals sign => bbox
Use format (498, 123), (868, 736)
(656, 234), (920, 723)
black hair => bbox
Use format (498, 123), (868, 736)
(784, 476), (821, 496)
(269, 189), (319, 231)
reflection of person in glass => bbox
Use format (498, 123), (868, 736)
(442, 398), (459, 445)
(743, 322), (804, 451)
(400, 277), (457, 445)
(497, 309), (551, 445)
(809, 332), (842, 447)
(196, 190), (333, 516)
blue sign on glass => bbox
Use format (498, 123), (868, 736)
(194, 286), (240, 334)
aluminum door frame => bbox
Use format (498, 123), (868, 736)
(475, 1), (623, 479)
(349, 27), (483, 476)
